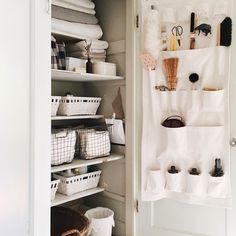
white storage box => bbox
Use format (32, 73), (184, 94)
(57, 95), (102, 116)
(51, 96), (61, 116)
(66, 57), (87, 71)
(92, 62), (116, 76)
(54, 169), (102, 196)
(51, 179), (60, 200)
(51, 129), (76, 165)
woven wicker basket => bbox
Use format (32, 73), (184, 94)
(57, 96), (102, 116)
(51, 207), (90, 236)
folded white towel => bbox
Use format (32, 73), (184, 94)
(60, 0), (95, 9)
(66, 40), (109, 53)
(52, 0), (95, 14)
(52, 5), (98, 24)
(52, 18), (103, 40)
(68, 51), (106, 59)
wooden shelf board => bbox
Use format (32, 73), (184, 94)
(51, 153), (124, 173)
(51, 187), (105, 207)
(51, 69), (124, 82)
(51, 114), (104, 121)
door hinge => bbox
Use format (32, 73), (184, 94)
(136, 15), (139, 28)
(135, 200), (139, 213)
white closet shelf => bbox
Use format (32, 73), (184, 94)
(51, 114), (104, 121)
(51, 153), (125, 173)
(51, 187), (105, 207)
(52, 69), (124, 82)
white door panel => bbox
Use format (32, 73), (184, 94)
(137, 201), (226, 236)
(136, 0), (235, 235)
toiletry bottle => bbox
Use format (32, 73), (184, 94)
(86, 57), (93, 73)
(190, 168), (199, 175)
(168, 166), (179, 174)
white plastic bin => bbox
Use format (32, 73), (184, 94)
(85, 207), (115, 236)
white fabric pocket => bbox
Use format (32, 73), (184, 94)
(146, 170), (165, 194)
(186, 174), (206, 196)
(166, 171), (184, 192)
(186, 126), (225, 158)
(164, 127), (187, 155)
(202, 90), (224, 112)
(208, 175), (226, 198)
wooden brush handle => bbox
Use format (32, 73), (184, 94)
(190, 36), (195, 50)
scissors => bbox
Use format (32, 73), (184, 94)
(171, 25), (183, 47)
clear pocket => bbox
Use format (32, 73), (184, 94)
(146, 170), (165, 194)
(208, 175), (226, 198)
(166, 171), (184, 192)
(186, 174), (206, 196)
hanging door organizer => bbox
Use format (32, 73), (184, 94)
(141, 1), (232, 207)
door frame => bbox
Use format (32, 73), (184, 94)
(29, 1), (51, 236)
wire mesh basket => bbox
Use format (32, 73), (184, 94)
(51, 129), (77, 165)
(75, 126), (111, 160)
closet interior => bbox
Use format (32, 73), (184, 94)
(50, 0), (128, 235)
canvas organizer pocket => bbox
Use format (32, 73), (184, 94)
(208, 175), (226, 198)
(166, 171), (184, 192)
(186, 174), (206, 196)
(202, 90), (225, 112)
(186, 126), (225, 158)
(146, 170), (165, 194)
(162, 126), (187, 154)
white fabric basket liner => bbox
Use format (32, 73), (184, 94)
(85, 207), (115, 236)
(54, 169), (101, 196)
(51, 96), (61, 116)
(141, 46), (231, 207)
(58, 96), (102, 116)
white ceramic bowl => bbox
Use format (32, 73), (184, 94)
(92, 62), (116, 76)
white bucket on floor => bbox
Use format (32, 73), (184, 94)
(85, 207), (115, 236)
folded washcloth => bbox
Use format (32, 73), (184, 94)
(52, 5), (98, 24)
(66, 40), (109, 53)
(52, 18), (103, 39)
(52, 0), (95, 14)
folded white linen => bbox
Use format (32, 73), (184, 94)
(59, 0), (95, 9)
(68, 51), (106, 59)
(66, 40), (109, 53)
(52, 18), (103, 39)
(52, 5), (98, 24)
(52, 0), (95, 15)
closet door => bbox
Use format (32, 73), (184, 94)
(135, 1), (236, 236)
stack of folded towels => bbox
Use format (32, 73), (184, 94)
(51, 0), (109, 62)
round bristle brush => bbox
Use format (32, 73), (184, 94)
(189, 73), (199, 90)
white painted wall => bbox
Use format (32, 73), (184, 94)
(0, 0), (30, 235)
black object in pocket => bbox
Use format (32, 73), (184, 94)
(161, 115), (185, 128)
